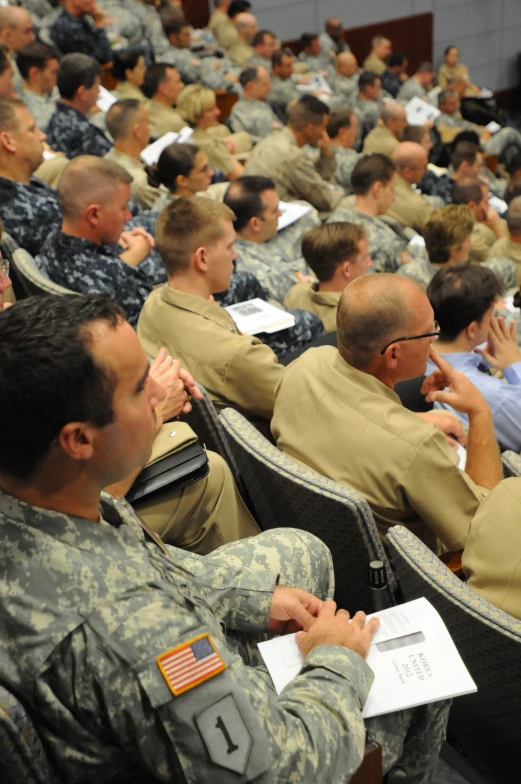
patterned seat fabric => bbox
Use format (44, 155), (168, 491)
(219, 407), (397, 614)
(12, 247), (75, 298)
(0, 685), (53, 783)
(501, 450), (521, 478)
(387, 525), (521, 783)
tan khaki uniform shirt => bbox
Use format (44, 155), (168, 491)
(386, 173), (434, 233)
(463, 477), (521, 620)
(362, 53), (387, 75)
(437, 62), (478, 95)
(227, 39), (254, 67)
(208, 9), (239, 51)
(362, 124), (400, 157)
(191, 127), (235, 175)
(283, 282), (340, 332)
(145, 100), (186, 138)
(104, 147), (162, 210)
(137, 285), (284, 420)
(470, 220), (502, 263)
(490, 236), (521, 286)
(114, 81), (146, 103)
(271, 346), (487, 552)
(243, 126), (346, 217)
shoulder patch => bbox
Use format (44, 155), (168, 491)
(195, 693), (253, 775)
(157, 634), (226, 697)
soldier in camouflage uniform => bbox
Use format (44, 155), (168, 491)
(16, 41), (60, 133)
(396, 63), (436, 105)
(297, 32), (335, 80)
(49, 3), (113, 64)
(46, 54), (112, 158)
(330, 51), (359, 104)
(35, 157), (156, 326)
(327, 107), (360, 194)
(229, 65), (282, 139)
(268, 49), (301, 111)
(0, 293), (450, 783)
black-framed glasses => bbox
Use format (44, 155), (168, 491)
(380, 321), (440, 355)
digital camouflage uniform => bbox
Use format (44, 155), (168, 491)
(332, 145), (359, 194)
(161, 46), (202, 85)
(0, 488), (449, 783)
(229, 98), (281, 140)
(268, 76), (300, 109)
(50, 9), (113, 64)
(435, 111), (521, 162)
(46, 103), (113, 159)
(246, 54), (272, 72)
(396, 78), (429, 104)
(19, 87), (58, 132)
(0, 175), (61, 257)
(331, 73), (359, 104)
(297, 51), (335, 80)
(233, 237), (307, 303)
(22, 0), (53, 22)
(327, 204), (408, 272)
(319, 31), (350, 57)
(397, 254), (516, 290)
(351, 95), (381, 137)
(35, 230), (152, 326)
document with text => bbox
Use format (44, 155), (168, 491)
(258, 597), (476, 718)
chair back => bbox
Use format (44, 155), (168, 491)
(501, 450), (521, 478)
(10, 246), (75, 298)
(219, 407), (396, 613)
(0, 684), (53, 783)
(1, 231), (26, 301)
(386, 525), (521, 783)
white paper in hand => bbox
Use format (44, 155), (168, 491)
(96, 85), (118, 114)
(405, 97), (440, 126)
(277, 201), (312, 231)
(140, 129), (194, 166)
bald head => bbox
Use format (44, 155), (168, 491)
(0, 7), (34, 53)
(381, 101), (406, 123)
(337, 274), (425, 369)
(392, 141), (428, 184)
(235, 12), (258, 41)
(59, 156), (132, 220)
(336, 51), (357, 77)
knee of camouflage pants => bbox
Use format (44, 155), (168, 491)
(261, 309), (325, 357)
(207, 527), (335, 602)
(484, 256), (516, 289)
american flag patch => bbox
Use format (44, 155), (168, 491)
(157, 634), (226, 696)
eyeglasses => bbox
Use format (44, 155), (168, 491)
(380, 321), (440, 355)
(0, 258), (9, 279)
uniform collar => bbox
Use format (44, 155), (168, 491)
(310, 284), (341, 307)
(160, 284), (239, 332)
(332, 350), (401, 404)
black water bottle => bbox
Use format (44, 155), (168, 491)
(369, 560), (389, 612)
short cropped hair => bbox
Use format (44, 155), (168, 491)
(0, 43), (9, 77)
(57, 53), (101, 100)
(300, 32), (318, 49)
(164, 17), (189, 37)
(106, 99), (141, 140)
(506, 196), (521, 236)
(156, 197), (235, 275)
(301, 222), (365, 282)
(272, 48), (293, 68)
(452, 177), (483, 206)
(146, 142), (200, 190)
(402, 126), (427, 144)
(239, 65), (259, 89)
(288, 94), (329, 130)
(176, 84), (215, 124)
(228, 0), (251, 17)
(223, 175), (276, 231)
(451, 141), (482, 172)
(253, 30), (274, 47)
(59, 156), (133, 220)
(423, 204), (474, 265)
(0, 96), (25, 132)
(111, 46), (143, 82)
(388, 52), (405, 68)
(505, 181), (521, 206)
(351, 154), (396, 195)
(417, 61), (434, 73)
(427, 264), (503, 342)
(142, 62), (171, 99)
(358, 71), (379, 91)
(438, 88), (457, 107)
(0, 295), (124, 480)
(16, 42), (57, 81)
(327, 108), (355, 138)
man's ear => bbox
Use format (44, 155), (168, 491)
(466, 319), (480, 341)
(58, 421), (97, 462)
(0, 129), (15, 153)
(84, 203), (101, 227)
(383, 342), (400, 371)
(76, 84), (86, 103)
(249, 216), (261, 234)
(193, 245), (207, 272)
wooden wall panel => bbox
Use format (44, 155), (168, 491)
(284, 13), (433, 77)
(181, 0), (210, 29)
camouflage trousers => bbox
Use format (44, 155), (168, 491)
(214, 271), (326, 356)
(483, 127), (521, 164)
(189, 529), (449, 784)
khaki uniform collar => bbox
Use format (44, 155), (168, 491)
(310, 284), (341, 307)
(160, 285), (238, 332)
(331, 350), (401, 405)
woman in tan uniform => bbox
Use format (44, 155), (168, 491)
(147, 143), (214, 211)
(176, 84), (251, 180)
(112, 48), (147, 103)
(437, 46), (479, 95)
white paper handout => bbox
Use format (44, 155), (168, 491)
(277, 201), (312, 232)
(96, 85), (118, 114)
(296, 73), (333, 96)
(258, 597), (476, 718)
(489, 194), (507, 214)
(140, 128), (194, 166)
(225, 298), (296, 335)
(486, 121), (501, 134)
(405, 97), (441, 126)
